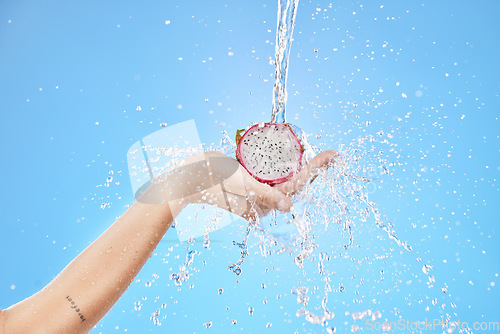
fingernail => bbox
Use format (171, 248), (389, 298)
(278, 199), (290, 212)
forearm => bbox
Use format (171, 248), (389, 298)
(5, 200), (181, 333)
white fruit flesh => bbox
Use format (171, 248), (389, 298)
(237, 123), (303, 184)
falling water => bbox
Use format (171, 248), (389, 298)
(270, 0), (300, 124)
(228, 223), (252, 276)
(169, 249), (199, 286)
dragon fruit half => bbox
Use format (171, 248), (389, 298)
(235, 122), (304, 185)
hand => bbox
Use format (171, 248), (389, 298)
(172, 150), (338, 221)
(141, 150), (338, 221)
(274, 150), (339, 196)
(248, 150), (339, 219)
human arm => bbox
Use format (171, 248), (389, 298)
(0, 150), (337, 334)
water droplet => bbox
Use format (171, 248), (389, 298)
(291, 286), (309, 295)
(352, 310), (372, 320)
(229, 264), (242, 276)
(371, 311), (382, 320)
(297, 294), (309, 305)
(203, 233), (210, 248)
(248, 307), (254, 315)
(422, 264), (433, 275)
(218, 288), (223, 295)
(203, 321), (212, 328)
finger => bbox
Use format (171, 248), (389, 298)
(304, 150), (339, 179)
(251, 179), (293, 212)
(276, 150), (338, 195)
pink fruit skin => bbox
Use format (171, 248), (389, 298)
(235, 122), (304, 185)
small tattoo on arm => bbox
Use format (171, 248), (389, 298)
(66, 296), (86, 323)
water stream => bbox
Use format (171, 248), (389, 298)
(270, 0), (300, 124)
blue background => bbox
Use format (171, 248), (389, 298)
(1, 0), (499, 333)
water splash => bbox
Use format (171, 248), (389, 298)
(202, 232), (210, 249)
(295, 279), (335, 325)
(303, 138), (413, 254)
(219, 132), (416, 329)
(351, 309), (382, 321)
(169, 249), (199, 286)
(150, 308), (162, 326)
(228, 225), (252, 276)
(147, 123), (471, 332)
